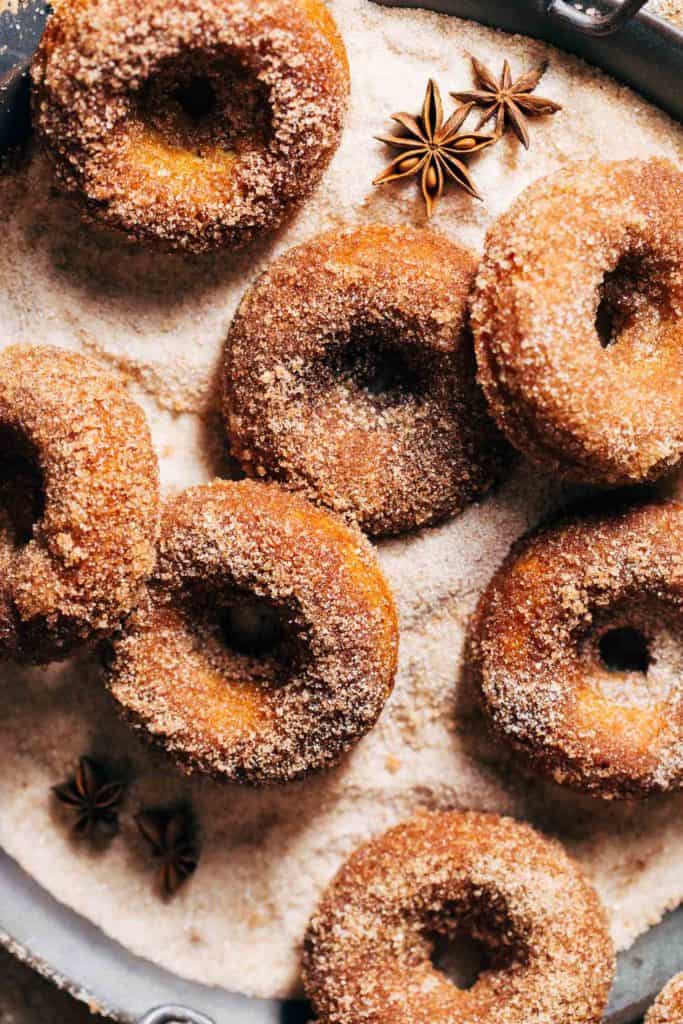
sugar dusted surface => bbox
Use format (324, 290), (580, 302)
(303, 811), (614, 1024)
(472, 502), (683, 799)
(108, 479), (398, 784)
(647, 973), (683, 1024)
(31, 0), (350, 253)
(224, 224), (509, 536)
(472, 159), (683, 485)
(0, 0), (683, 1000)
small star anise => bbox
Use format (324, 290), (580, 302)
(374, 78), (495, 217)
(53, 757), (125, 838)
(451, 57), (562, 149)
(136, 808), (199, 897)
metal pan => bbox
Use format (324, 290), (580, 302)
(377, 0), (683, 121)
(0, 0), (682, 1020)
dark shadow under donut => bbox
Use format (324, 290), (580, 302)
(0, 424), (45, 549)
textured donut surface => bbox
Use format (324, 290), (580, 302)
(107, 479), (398, 784)
(223, 224), (509, 536)
(0, 344), (159, 663)
(303, 810), (614, 1024)
(472, 159), (683, 485)
(647, 974), (683, 1024)
(471, 500), (683, 799)
(31, 0), (349, 253)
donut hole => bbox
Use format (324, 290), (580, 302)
(422, 894), (523, 994)
(427, 929), (489, 990)
(182, 583), (308, 690)
(173, 77), (217, 121)
(219, 596), (285, 659)
(0, 425), (45, 548)
(138, 54), (272, 157)
(588, 605), (682, 710)
(595, 250), (672, 349)
(599, 626), (652, 674)
(326, 328), (427, 409)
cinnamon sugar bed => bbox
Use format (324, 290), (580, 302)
(0, 0), (682, 1001)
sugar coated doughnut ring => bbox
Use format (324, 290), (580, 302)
(0, 345), (159, 663)
(472, 159), (683, 485)
(32, 0), (349, 253)
(471, 500), (683, 799)
(223, 225), (509, 536)
(107, 479), (398, 784)
(647, 975), (683, 1024)
(303, 810), (614, 1024)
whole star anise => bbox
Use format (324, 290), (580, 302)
(374, 78), (495, 216)
(136, 808), (199, 897)
(53, 757), (125, 838)
(451, 57), (562, 149)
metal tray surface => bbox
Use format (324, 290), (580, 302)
(0, 1), (682, 1021)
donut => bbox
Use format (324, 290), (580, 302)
(0, 344), (159, 663)
(106, 479), (398, 784)
(647, 975), (683, 1024)
(222, 225), (509, 536)
(31, 0), (349, 253)
(470, 500), (683, 799)
(472, 159), (683, 485)
(303, 810), (614, 1024)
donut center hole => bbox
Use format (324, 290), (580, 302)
(219, 597), (285, 659)
(587, 603), (681, 710)
(333, 332), (425, 406)
(599, 627), (652, 674)
(140, 56), (272, 156)
(173, 76), (216, 120)
(0, 426), (45, 548)
(427, 930), (489, 990)
(595, 251), (668, 349)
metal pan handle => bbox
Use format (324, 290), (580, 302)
(544, 0), (649, 36)
(138, 1007), (215, 1024)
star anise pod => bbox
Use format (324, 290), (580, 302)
(373, 78), (495, 216)
(451, 57), (562, 149)
(136, 808), (199, 897)
(53, 757), (125, 838)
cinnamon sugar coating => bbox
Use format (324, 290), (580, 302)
(107, 479), (398, 785)
(31, 0), (349, 253)
(647, 974), (683, 1024)
(0, 345), (159, 663)
(223, 225), (509, 537)
(472, 159), (683, 485)
(470, 501), (683, 799)
(303, 810), (614, 1024)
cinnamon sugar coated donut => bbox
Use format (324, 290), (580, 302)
(31, 0), (349, 253)
(472, 159), (683, 485)
(107, 479), (398, 784)
(0, 345), (159, 663)
(303, 811), (614, 1024)
(471, 501), (683, 799)
(647, 975), (683, 1024)
(223, 225), (509, 536)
